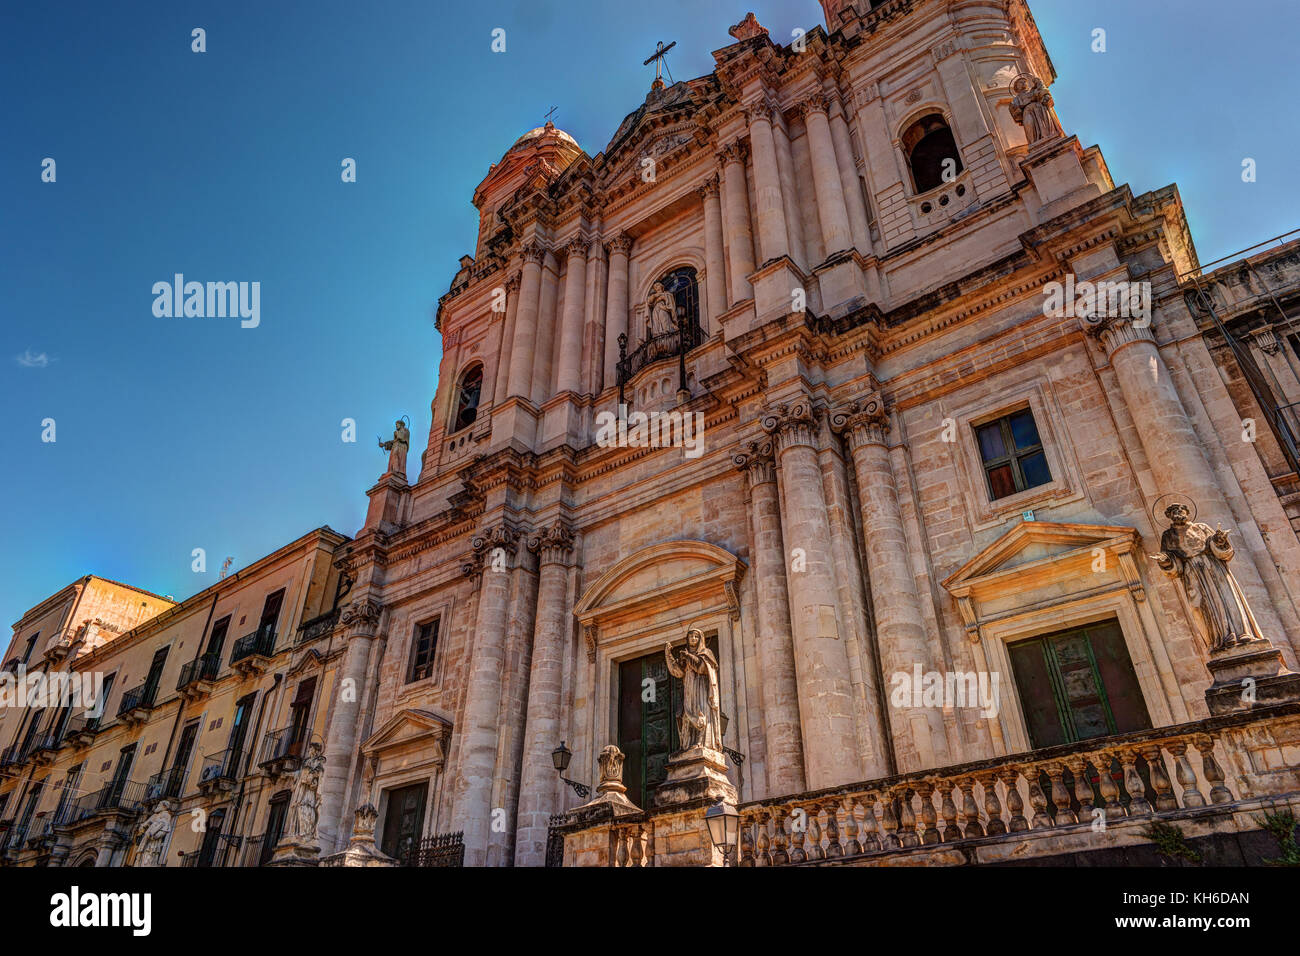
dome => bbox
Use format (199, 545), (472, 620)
(509, 121), (579, 153)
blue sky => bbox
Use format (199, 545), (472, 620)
(2, 0), (1297, 627)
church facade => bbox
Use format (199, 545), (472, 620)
(5, 0), (1300, 868)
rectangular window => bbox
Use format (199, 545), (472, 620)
(205, 616), (231, 659)
(21, 633), (39, 665)
(257, 590), (285, 640)
(1008, 620), (1151, 749)
(975, 408), (1052, 500)
(407, 619), (439, 683)
(288, 678), (316, 749)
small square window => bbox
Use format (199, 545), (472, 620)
(407, 619), (440, 683)
(975, 409), (1052, 500)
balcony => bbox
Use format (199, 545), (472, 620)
(615, 320), (704, 399)
(71, 781), (147, 825)
(0, 745), (25, 774)
(296, 610), (339, 645)
(145, 765), (187, 803)
(197, 748), (243, 795)
(229, 628), (276, 676)
(257, 727), (305, 778)
(176, 653), (221, 700)
(116, 680), (159, 725)
(25, 732), (60, 766)
(61, 713), (101, 748)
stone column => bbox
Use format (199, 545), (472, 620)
(719, 141), (756, 305)
(492, 271), (521, 408)
(700, 177), (727, 330)
(733, 439), (806, 795)
(318, 599), (381, 853)
(800, 95), (853, 257)
(514, 521), (574, 866)
(828, 99), (872, 253)
(555, 238), (587, 396)
(1088, 314), (1289, 641)
(582, 238), (606, 394)
(507, 243), (545, 401)
(531, 249), (560, 406)
(761, 400), (864, 789)
(771, 116), (807, 270)
(745, 100), (790, 264)
(452, 524), (518, 866)
(831, 397), (950, 772)
(602, 233), (632, 390)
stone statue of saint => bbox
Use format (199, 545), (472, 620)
(379, 419), (410, 478)
(664, 628), (722, 752)
(135, 799), (176, 868)
(288, 741), (326, 844)
(1152, 503), (1266, 652)
(1010, 74), (1062, 147)
(646, 282), (677, 340)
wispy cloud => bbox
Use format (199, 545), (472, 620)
(16, 349), (52, 368)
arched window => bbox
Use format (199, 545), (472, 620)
(451, 364), (483, 433)
(654, 266), (700, 339)
(902, 113), (963, 194)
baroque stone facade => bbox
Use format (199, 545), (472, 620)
(5, 0), (1300, 868)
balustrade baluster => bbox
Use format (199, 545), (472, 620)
(1000, 770), (1028, 832)
(1068, 757), (1095, 823)
(823, 800), (843, 859)
(940, 781), (961, 842)
(789, 804), (808, 863)
(1047, 764), (1076, 824)
(861, 794), (882, 851)
(1120, 749), (1152, 816)
(1097, 752), (1123, 815)
(898, 788), (920, 848)
(1167, 742), (1205, 809)
(805, 803), (823, 861)
(1141, 745), (1179, 811)
(771, 808), (790, 864)
(1195, 735), (1233, 805)
(1027, 768), (1053, 829)
(756, 812), (772, 865)
(918, 781), (940, 844)
(980, 774), (1003, 836)
(842, 798), (862, 856)
(879, 792), (901, 849)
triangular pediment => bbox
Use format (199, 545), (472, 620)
(943, 520), (1140, 596)
(362, 708), (452, 757)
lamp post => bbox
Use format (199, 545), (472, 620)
(551, 741), (590, 799)
(704, 798), (739, 867)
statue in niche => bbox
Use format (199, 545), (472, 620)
(1152, 502), (1266, 653)
(135, 799), (177, 867)
(287, 741), (326, 844)
(664, 628), (722, 752)
(1010, 73), (1062, 147)
(378, 418), (410, 477)
(645, 282), (678, 340)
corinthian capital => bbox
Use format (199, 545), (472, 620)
(340, 599), (382, 636)
(718, 139), (749, 166)
(505, 270), (522, 293)
(1082, 313), (1155, 358)
(829, 394), (890, 450)
(521, 241), (548, 265)
(465, 523), (520, 576)
(566, 236), (589, 260)
(798, 93), (829, 120)
(760, 399), (820, 452)
(607, 232), (633, 256)
(528, 520), (575, 564)
(697, 174), (720, 201)
(732, 437), (778, 487)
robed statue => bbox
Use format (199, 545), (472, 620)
(1152, 503), (1266, 652)
(1010, 74), (1062, 147)
(379, 419), (410, 478)
(135, 799), (177, 868)
(646, 282), (677, 340)
(664, 628), (723, 752)
(288, 741), (326, 844)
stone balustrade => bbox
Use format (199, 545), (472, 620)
(736, 704), (1300, 866)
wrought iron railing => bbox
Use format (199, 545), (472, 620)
(198, 748), (244, 787)
(230, 628), (276, 664)
(257, 726), (305, 769)
(116, 679), (159, 717)
(616, 320), (704, 391)
(297, 610), (339, 644)
(400, 831), (465, 867)
(146, 765), (187, 802)
(72, 780), (147, 822)
(176, 652), (221, 691)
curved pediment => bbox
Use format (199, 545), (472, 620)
(575, 540), (745, 627)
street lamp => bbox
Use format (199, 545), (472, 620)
(551, 741), (590, 799)
(704, 798), (739, 866)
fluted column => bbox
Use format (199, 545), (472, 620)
(602, 233), (632, 390)
(745, 100), (790, 264)
(831, 396), (950, 771)
(801, 95), (853, 257)
(761, 400), (864, 789)
(719, 141), (755, 305)
(771, 116), (807, 270)
(555, 238), (587, 396)
(514, 521), (574, 866)
(1087, 314), (1288, 639)
(507, 243), (545, 401)
(828, 98), (872, 253)
(318, 599), (380, 853)
(492, 271), (522, 408)
(453, 524), (519, 866)
(700, 177), (727, 330)
(734, 439), (806, 794)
